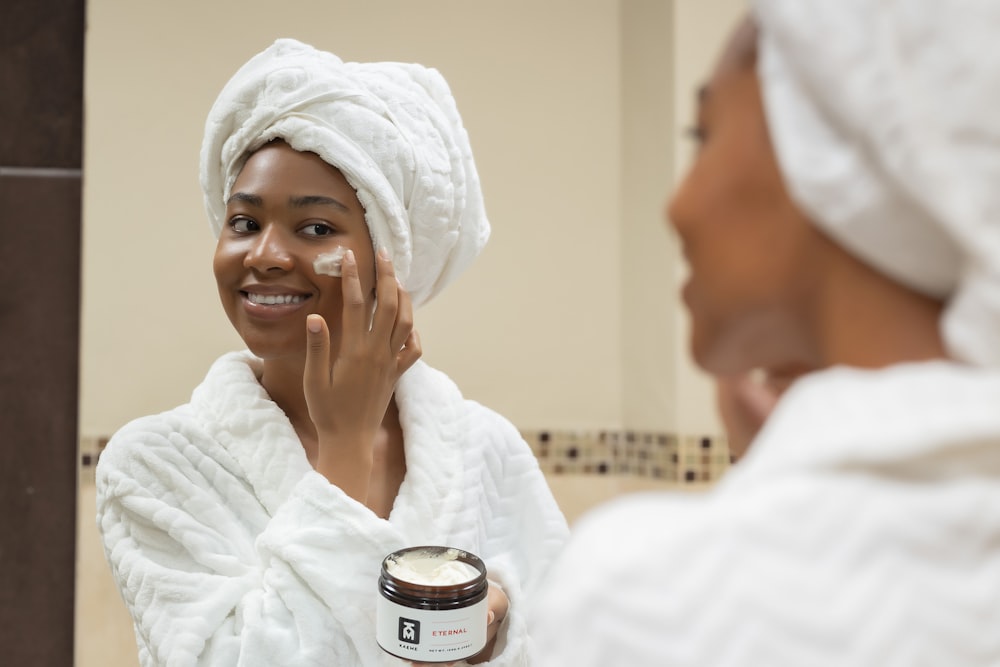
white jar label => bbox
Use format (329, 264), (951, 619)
(376, 594), (488, 662)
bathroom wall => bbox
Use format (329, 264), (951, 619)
(77, 1), (746, 664)
(80, 0), (745, 442)
(80, 0), (624, 438)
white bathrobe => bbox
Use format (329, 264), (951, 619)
(534, 362), (1000, 665)
(97, 351), (569, 666)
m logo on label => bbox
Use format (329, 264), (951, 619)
(399, 618), (420, 644)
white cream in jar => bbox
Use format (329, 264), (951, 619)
(376, 546), (488, 663)
(386, 549), (481, 586)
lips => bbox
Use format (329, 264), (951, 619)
(238, 286), (313, 318)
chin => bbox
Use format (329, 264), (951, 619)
(240, 335), (306, 362)
(689, 329), (760, 377)
(691, 344), (734, 376)
(688, 317), (724, 374)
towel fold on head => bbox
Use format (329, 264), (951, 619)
(200, 38), (489, 307)
(754, 0), (1000, 367)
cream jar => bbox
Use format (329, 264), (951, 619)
(376, 546), (488, 663)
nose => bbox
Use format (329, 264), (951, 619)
(665, 183), (685, 235)
(244, 224), (294, 272)
(665, 163), (700, 243)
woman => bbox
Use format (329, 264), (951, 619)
(535, 1), (1000, 664)
(97, 39), (568, 666)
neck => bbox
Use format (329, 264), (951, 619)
(810, 243), (948, 369)
(259, 356), (315, 439)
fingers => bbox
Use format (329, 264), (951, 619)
(371, 247), (399, 338)
(715, 371), (788, 460)
(397, 330), (422, 375)
(717, 374), (772, 426)
(303, 314), (331, 400)
(735, 375), (782, 423)
(337, 246), (420, 371)
(371, 249), (417, 364)
(389, 281), (414, 355)
(339, 249), (367, 336)
(486, 581), (509, 627)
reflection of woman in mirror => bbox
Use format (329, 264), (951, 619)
(535, 1), (1000, 664)
(96, 38), (568, 666)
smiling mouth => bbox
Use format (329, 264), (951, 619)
(243, 292), (310, 305)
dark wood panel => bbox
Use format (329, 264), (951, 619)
(0, 176), (81, 663)
(0, 0), (85, 168)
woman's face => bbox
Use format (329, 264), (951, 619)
(667, 19), (824, 376)
(214, 140), (374, 362)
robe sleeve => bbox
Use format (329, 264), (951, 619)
(96, 422), (407, 667)
(462, 414), (571, 666)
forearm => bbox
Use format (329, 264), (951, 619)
(313, 435), (374, 503)
(100, 469), (407, 666)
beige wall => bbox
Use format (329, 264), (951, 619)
(81, 0), (623, 437)
(620, 0), (676, 431)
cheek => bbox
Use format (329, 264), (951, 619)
(319, 246), (377, 292)
(212, 239), (243, 284)
(212, 250), (227, 286)
(675, 149), (800, 274)
(671, 144), (752, 243)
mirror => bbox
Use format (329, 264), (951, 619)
(78, 1), (745, 664)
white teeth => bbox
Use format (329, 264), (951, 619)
(246, 293), (306, 305)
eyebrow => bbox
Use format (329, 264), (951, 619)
(226, 192), (263, 207)
(225, 192), (351, 213)
(289, 194), (350, 213)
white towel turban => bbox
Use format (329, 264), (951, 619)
(753, 0), (1000, 367)
(200, 38), (490, 308)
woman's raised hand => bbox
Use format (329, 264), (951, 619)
(715, 365), (808, 460)
(303, 247), (421, 500)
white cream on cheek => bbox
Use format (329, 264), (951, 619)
(313, 246), (347, 277)
(386, 550), (481, 586)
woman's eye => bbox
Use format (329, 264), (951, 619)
(229, 217), (259, 233)
(301, 223), (335, 237)
(684, 125), (707, 145)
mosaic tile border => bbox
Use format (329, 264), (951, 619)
(78, 436), (109, 483)
(80, 431), (733, 484)
(520, 430), (733, 483)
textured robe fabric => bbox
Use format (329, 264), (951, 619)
(96, 351), (569, 666)
(534, 362), (1000, 665)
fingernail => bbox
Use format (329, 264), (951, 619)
(378, 246), (390, 261)
(306, 315), (322, 333)
(487, 610), (495, 625)
(344, 249), (355, 265)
